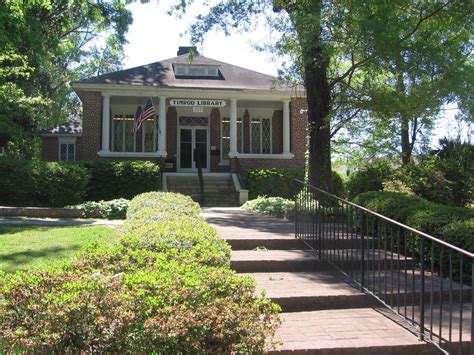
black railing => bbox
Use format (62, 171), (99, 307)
(294, 179), (473, 354)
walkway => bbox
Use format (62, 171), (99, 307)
(202, 207), (437, 354)
(0, 217), (124, 227)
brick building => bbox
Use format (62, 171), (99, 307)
(42, 47), (307, 175)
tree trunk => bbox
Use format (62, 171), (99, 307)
(288, 1), (334, 192)
(396, 72), (412, 165)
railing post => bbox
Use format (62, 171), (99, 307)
(360, 212), (365, 291)
(419, 238), (425, 341)
(471, 261), (473, 355)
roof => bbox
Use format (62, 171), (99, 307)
(41, 120), (82, 136)
(73, 54), (300, 92)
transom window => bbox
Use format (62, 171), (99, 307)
(112, 114), (156, 153)
(250, 118), (271, 154)
(174, 64), (219, 77)
(221, 117), (243, 162)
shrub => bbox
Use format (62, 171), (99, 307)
(79, 160), (161, 201)
(35, 162), (89, 207)
(0, 191), (281, 352)
(0, 158), (161, 207)
(243, 196), (295, 219)
(246, 168), (346, 199)
(401, 157), (473, 207)
(246, 168), (304, 199)
(0, 158), (88, 207)
(126, 191), (201, 224)
(71, 198), (130, 219)
(346, 160), (394, 198)
(353, 191), (474, 234)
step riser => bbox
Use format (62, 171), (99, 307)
(273, 294), (380, 312)
(232, 259), (414, 273)
(226, 239), (308, 250)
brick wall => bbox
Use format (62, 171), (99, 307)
(42, 137), (84, 161)
(272, 109), (283, 154)
(81, 91), (102, 160)
(42, 137), (58, 161)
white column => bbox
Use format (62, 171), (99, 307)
(101, 94), (110, 152)
(229, 98), (238, 155)
(283, 99), (291, 154)
(158, 96), (167, 153)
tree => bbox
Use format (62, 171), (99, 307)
(165, 0), (472, 191)
(0, 0), (132, 158)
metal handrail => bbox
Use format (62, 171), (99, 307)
(294, 179), (474, 258)
(294, 179), (473, 354)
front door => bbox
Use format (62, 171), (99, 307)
(178, 127), (209, 172)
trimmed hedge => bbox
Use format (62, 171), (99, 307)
(0, 158), (88, 207)
(0, 191), (280, 352)
(246, 168), (345, 199)
(78, 160), (161, 201)
(0, 158), (161, 207)
(70, 198), (130, 219)
(346, 160), (394, 198)
(353, 191), (474, 257)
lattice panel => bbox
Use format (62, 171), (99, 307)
(60, 144), (67, 161)
(221, 119), (230, 160)
(262, 118), (271, 154)
(179, 116), (208, 126)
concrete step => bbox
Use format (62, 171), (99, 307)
(268, 308), (436, 354)
(225, 236), (307, 250)
(249, 271), (379, 312)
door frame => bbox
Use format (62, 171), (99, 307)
(177, 122), (210, 173)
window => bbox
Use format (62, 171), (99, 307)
(174, 64), (219, 77)
(220, 117), (243, 162)
(58, 138), (76, 162)
(250, 118), (271, 154)
(112, 114), (157, 153)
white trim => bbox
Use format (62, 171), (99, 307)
(283, 99), (291, 154)
(220, 116), (243, 164)
(73, 83), (302, 101)
(42, 134), (82, 137)
(98, 150), (167, 157)
(229, 153), (294, 159)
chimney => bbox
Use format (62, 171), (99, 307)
(177, 46), (198, 56)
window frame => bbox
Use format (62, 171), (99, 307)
(58, 137), (76, 162)
(111, 114), (157, 153)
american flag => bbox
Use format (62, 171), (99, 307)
(133, 97), (155, 134)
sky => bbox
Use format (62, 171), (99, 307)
(122, 2), (470, 146)
(123, 2), (279, 76)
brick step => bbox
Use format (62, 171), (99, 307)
(225, 237), (307, 250)
(248, 271), (379, 312)
(231, 249), (414, 273)
(268, 308), (436, 354)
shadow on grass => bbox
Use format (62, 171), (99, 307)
(1, 244), (82, 273)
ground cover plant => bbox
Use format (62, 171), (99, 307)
(243, 196), (295, 220)
(69, 198), (130, 219)
(0, 192), (281, 352)
(0, 225), (119, 273)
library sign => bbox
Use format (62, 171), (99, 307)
(170, 98), (226, 108)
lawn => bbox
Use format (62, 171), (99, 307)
(0, 225), (120, 273)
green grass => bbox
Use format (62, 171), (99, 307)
(0, 225), (120, 273)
